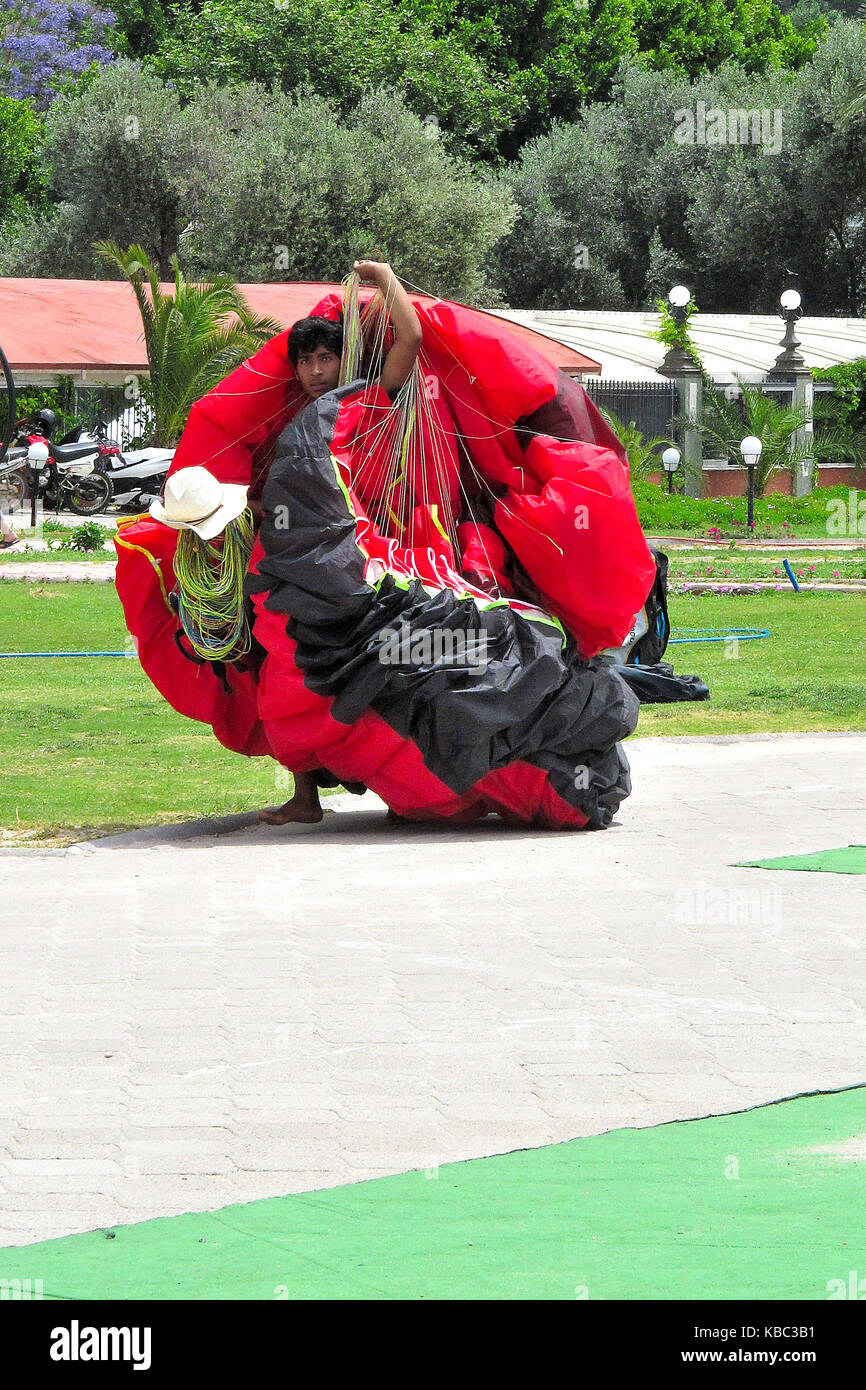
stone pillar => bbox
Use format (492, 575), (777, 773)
(792, 367), (814, 497)
(658, 348), (704, 498)
(766, 304), (813, 497)
(678, 367), (704, 498)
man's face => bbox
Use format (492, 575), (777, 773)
(295, 344), (340, 398)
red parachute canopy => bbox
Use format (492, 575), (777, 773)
(167, 292), (652, 656)
(114, 289), (653, 828)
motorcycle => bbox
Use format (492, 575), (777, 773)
(2, 411), (173, 517)
(87, 418), (174, 511)
(26, 437), (114, 516)
(3, 411), (112, 516)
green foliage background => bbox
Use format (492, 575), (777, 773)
(0, 1), (864, 309)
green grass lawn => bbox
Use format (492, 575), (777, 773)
(1, 582), (864, 841)
(0, 582), (282, 844)
(638, 591), (866, 736)
(0, 547), (116, 563)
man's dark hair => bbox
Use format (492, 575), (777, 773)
(287, 316), (343, 366)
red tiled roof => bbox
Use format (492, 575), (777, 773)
(0, 278), (601, 377)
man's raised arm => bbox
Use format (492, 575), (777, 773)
(353, 259), (423, 396)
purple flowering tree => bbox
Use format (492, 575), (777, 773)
(1, 0), (117, 108)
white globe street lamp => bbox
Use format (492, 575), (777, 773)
(769, 287), (805, 378)
(658, 285), (697, 379)
(740, 435), (763, 529)
(662, 445), (681, 494)
(26, 439), (50, 527)
(740, 436), (763, 468)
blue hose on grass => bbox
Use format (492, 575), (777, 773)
(782, 559), (800, 591)
(0, 651), (128, 658)
(668, 628), (769, 644)
(5, 629), (773, 656)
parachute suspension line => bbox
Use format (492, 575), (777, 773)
(414, 360), (462, 556)
(337, 275), (543, 595)
(343, 278), (422, 546)
(339, 272), (364, 386)
(360, 287), (390, 386)
(173, 508), (256, 664)
(365, 275), (461, 551)
(337, 275), (505, 587)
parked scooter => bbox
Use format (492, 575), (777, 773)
(4, 410), (112, 516)
(89, 418), (174, 511)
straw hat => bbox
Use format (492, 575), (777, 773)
(150, 467), (249, 541)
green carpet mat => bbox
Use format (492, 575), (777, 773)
(737, 844), (866, 874)
(2, 1088), (864, 1300)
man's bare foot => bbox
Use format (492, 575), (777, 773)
(259, 799), (323, 825)
(259, 770), (323, 824)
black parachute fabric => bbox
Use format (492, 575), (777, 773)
(248, 382), (641, 829)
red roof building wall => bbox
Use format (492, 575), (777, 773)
(0, 278), (601, 383)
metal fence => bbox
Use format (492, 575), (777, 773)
(72, 386), (152, 447)
(585, 379), (679, 441)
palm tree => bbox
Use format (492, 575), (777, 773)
(95, 242), (282, 446)
(682, 379), (814, 496)
(598, 407), (675, 484)
(812, 387), (866, 472)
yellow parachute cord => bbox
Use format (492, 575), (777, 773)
(173, 507), (256, 663)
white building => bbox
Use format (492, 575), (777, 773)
(491, 310), (866, 384)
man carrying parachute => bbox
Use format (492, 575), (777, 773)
(114, 261), (701, 830)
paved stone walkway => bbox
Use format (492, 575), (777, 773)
(1, 732), (864, 1247)
(0, 562), (115, 582)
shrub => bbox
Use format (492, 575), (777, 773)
(60, 520), (108, 551)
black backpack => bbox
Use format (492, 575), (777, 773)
(627, 548), (670, 666)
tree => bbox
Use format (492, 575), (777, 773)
(404, 0), (817, 152)
(0, 0), (119, 108)
(683, 23), (866, 313)
(627, 0), (819, 73)
(183, 86), (516, 301)
(0, 93), (44, 223)
(0, 61), (219, 278)
(95, 241), (282, 445)
(151, 0), (817, 160)
(812, 359), (866, 468)
(110, 0), (168, 57)
(781, 21), (866, 313)
(0, 66), (515, 301)
(486, 104), (633, 308)
(492, 23), (866, 314)
(151, 0), (517, 161)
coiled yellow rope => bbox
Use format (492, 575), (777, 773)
(174, 508), (255, 663)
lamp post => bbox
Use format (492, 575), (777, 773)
(658, 285), (694, 376)
(657, 286), (703, 499)
(769, 289), (804, 373)
(662, 445), (681, 494)
(27, 439), (49, 529)
(740, 435), (762, 531)
(766, 288), (813, 498)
